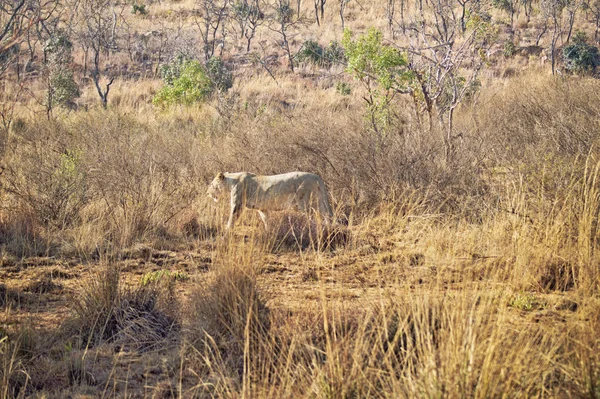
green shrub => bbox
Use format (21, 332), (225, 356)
(131, 3), (147, 14)
(297, 40), (325, 65)
(563, 32), (600, 74)
(44, 33), (80, 110)
(325, 40), (346, 65)
(154, 55), (233, 107)
(335, 81), (351, 95)
(296, 40), (346, 68)
(153, 57), (214, 107)
(206, 56), (233, 92)
(503, 40), (516, 58)
(50, 69), (80, 108)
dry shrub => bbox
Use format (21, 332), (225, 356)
(182, 216), (219, 240)
(477, 75), (600, 162)
(0, 284), (5, 307)
(0, 205), (56, 259)
(70, 264), (179, 350)
(0, 325), (39, 398)
(538, 261), (576, 292)
(260, 212), (350, 252)
(562, 300), (600, 396)
(2, 110), (203, 254)
(269, 289), (568, 397)
(182, 285), (575, 398)
(185, 260), (270, 386)
(207, 102), (485, 214)
(23, 277), (63, 294)
(0, 285), (22, 309)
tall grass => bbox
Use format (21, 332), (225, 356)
(1, 72), (599, 397)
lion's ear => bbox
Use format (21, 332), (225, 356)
(217, 172), (225, 180)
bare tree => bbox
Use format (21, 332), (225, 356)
(521, 0), (533, 23)
(79, 0), (122, 108)
(232, 0), (265, 52)
(339, 0), (350, 29)
(268, 0), (302, 71)
(541, 0), (566, 74)
(591, 0), (600, 42)
(313, 0), (326, 25)
(564, 0), (581, 43)
(386, 0), (396, 37)
(195, 0), (230, 61)
(398, 0), (495, 162)
(0, 0), (57, 79)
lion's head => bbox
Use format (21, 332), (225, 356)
(207, 172), (226, 202)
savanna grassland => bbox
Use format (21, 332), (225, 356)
(1, 0), (600, 397)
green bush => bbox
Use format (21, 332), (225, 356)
(206, 56), (233, 92)
(44, 33), (80, 110)
(131, 3), (147, 14)
(296, 40), (346, 68)
(325, 40), (346, 65)
(503, 40), (516, 58)
(153, 57), (214, 107)
(154, 55), (233, 107)
(50, 69), (80, 108)
(335, 81), (351, 95)
(563, 32), (600, 74)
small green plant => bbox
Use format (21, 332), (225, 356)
(42, 148), (88, 228)
(140, 270), (189, 286)
(335, 81), (351, 95)
(131, 3), (147, 14)
(563, 31), (600, 74)
(508, 292), (545, 311)
(503, 40), (517, 58)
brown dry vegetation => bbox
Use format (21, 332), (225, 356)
(1, 0), (600, 397)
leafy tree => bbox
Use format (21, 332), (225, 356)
(563, 31), (600, 74)
(342, 28), (411, 138)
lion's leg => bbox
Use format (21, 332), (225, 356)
(318, 199), (332, 225)
(227, 203), (242, 230)
(257, 210), (268, 229)
(295, 182), (311, 212)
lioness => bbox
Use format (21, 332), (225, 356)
(207, 171), (334, 229)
